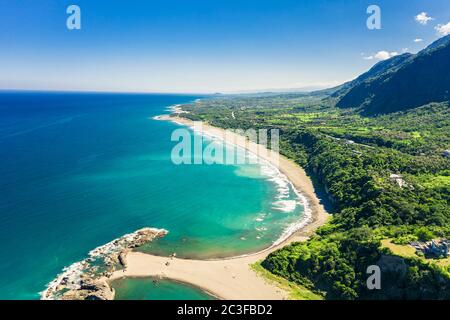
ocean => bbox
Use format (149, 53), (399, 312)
(0, 91), (304, 299)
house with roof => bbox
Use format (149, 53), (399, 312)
(410, 239), (449, 258)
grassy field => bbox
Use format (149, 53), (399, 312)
(422, 175), (450, 189)
(380, 239), (417, 258)
(250, 262), (323, 300)
(381, 239), (450, 268)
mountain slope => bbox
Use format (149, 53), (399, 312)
(330, 53), (413, 98)
(335, 35), (450, 115)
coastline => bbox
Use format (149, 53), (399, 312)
(157, 113), (330, 242)
(107, 111), (330, 300)
(41, 228), (168, 300)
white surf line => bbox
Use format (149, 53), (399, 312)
(157, 115), (313, 260)
(41, 228), (168, 300)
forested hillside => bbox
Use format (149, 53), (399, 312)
(178, 70), (450, 299)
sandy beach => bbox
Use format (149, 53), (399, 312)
(158, 114), (330, 239)
(109, 113), (330, 300)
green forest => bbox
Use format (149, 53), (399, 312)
(177, 36), (450, 299)
(179, 92), (450, 299)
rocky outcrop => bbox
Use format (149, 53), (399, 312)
(41, 227), (168, 300)
(61, 279), (115, 300)
(118, 250), (129, 269)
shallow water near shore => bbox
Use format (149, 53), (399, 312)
(112, 277), (216, 300)
(0, 92), (304, 299)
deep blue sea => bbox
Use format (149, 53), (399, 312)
(0, 92), (303, 299)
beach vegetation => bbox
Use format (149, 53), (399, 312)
(250, 262), (323, 300)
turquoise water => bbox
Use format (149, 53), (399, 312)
(112, 277), (215, 300)
(0, 92), (303, 299)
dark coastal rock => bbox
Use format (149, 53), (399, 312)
(80, 279), (100, 291)
(118, 250), (128, 268)
(62, 280), (115, 300)
(42, 227), (168, 300)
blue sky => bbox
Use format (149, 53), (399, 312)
(0, 0), (449, 93)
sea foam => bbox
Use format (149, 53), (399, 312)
(40, 227), (167, 300)
(164, 116), (312, 252)
(197, 125), (311, 247)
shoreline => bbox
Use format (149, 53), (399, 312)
(41, 228), (168, 300)
(111, 275), (223, 300)
(107, 111), (330, 300)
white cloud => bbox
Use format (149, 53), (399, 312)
(362, 50), (399, 61)
(415, 12), (434, 25)
(414, 38), (423, 43)
(435, 22), (450, 36)
(373, 51), (398, 60)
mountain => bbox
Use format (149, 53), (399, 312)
(329, 53), (413, 97)
(334, 35), (450, 115)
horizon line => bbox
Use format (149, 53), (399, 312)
(0, 88), (218, 96)
(0, 86), (336, 96)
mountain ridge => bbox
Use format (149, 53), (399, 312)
(330, 35), (450, 115)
